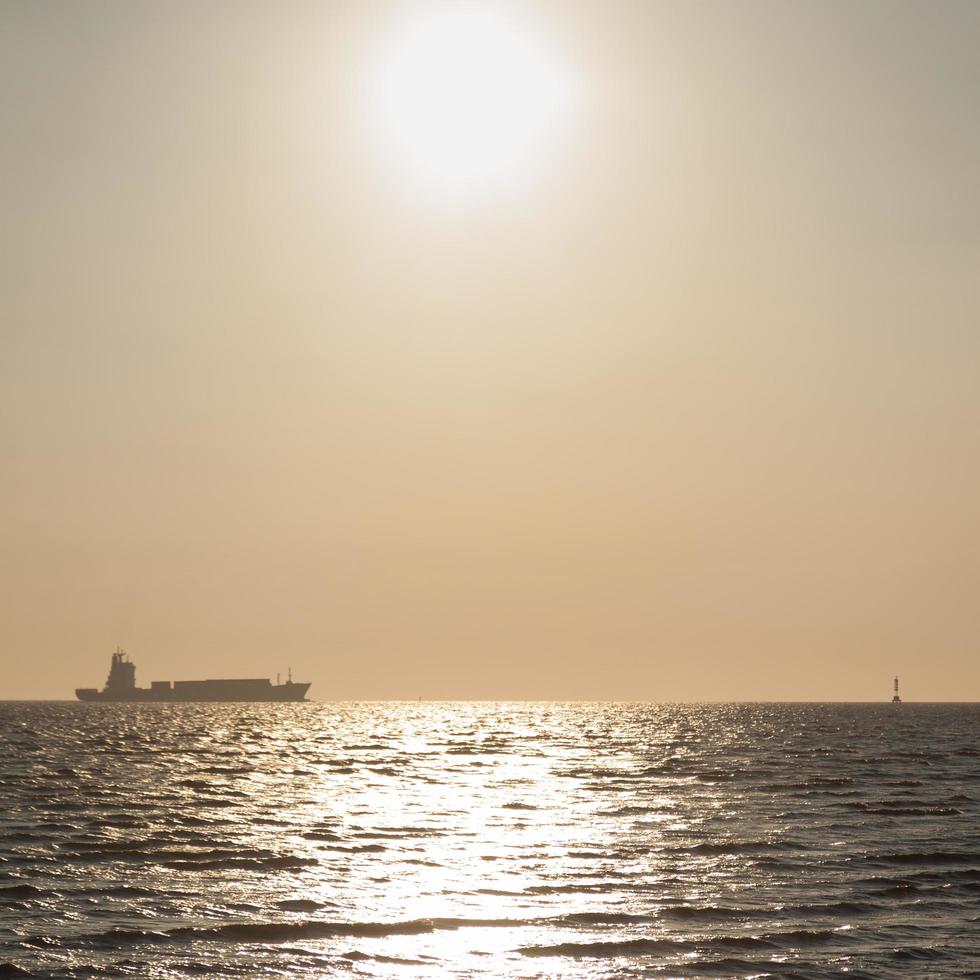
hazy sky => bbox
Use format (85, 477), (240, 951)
(3, 1), (979, 700)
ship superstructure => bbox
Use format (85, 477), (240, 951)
(892, 676), (901, 703)
(75, 648), (310, 702)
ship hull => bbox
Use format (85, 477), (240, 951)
(75, 683), (311, 703)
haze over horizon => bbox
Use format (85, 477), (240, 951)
(3, 0), (979, 701)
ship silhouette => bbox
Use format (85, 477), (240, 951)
(75, 648), (310, 702)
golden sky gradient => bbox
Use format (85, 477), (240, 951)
(3, 1), (979, 700)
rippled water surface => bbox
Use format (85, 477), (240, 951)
(1, 702), (978, 978)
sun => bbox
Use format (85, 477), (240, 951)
(376, 10), (567, 189)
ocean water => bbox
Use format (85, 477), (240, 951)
(1, 702), (978, 978)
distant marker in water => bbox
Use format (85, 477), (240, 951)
(892, 676), (901, 703)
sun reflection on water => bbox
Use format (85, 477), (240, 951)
(3, 701), (978, 976)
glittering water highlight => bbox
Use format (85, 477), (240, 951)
(1, 701), (978, 977)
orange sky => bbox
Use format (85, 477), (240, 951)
(3, 1), (979, 699)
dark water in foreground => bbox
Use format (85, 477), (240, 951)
(1, 702), (978, 978)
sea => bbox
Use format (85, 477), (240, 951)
(1, 701), (978, 978)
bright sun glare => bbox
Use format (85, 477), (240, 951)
(377, 10), (567, 188)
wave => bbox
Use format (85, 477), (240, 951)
(679, 839), (809, 855)
(276, 899), (328, 912)
(24, 912), (721, 951)
(0, 885), (43, 898)
(173, 919), (435, 942)
(869, 851), (978, 866)
(519, 929), (846, 958)
(42, 918), (439, 947)
(890, 946), (953, 961)
(340, 951), (431, 965)
(0, 964), (37, 978)
(866, 806), (963, 816)
(69, 885), (160, 898)
(161, 856), (317, 871)
(658, 899), (880, 921)
(658, 904), (750, 922)
(525, 883), (622, 895)
(520, 937), (689, 957)
(557, 911), (657, 925)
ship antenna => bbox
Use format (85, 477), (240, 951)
(288, 666), (292, 684)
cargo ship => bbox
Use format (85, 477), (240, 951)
(76, 648), (311, 702)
